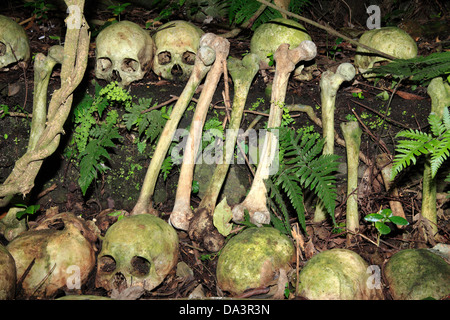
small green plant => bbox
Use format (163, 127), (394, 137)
(328, 37), (343, 59)
(364, 208), (409, 245)
(24, 0), (56, 24)
(107, 210), (126, 221)
(107, 2), (131, 19)
(78, 109), (121, 196)
(155, 0), (186, 22)
(123, 97), (170, 154)
(228, 0), (310, 30)
(352, 91), (365, 100)
(15, 204), (40, 220)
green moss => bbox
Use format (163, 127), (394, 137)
(384, 249), (450, 300)
(216, 227), (294, 294)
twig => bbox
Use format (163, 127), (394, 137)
(141, 95), (178, 114)
(255, 0), (397, 61)
(234, 287), (270, 299)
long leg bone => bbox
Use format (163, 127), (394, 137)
(232, 41), (317, 226)
(313, 62), (355, 223)
(188, 53), (260, 251)
(131, 34), (216, 215)
(169, 34), (230, 231)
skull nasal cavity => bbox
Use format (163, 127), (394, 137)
(158, 51), (171, 65)
(112, 70), (122, 83)
(99, 255), (116, 273)
(171, 64), (182, 77)
(131, 256), (151, 277)
(0, 43), (6, 56)
(182, 51), (196, 65)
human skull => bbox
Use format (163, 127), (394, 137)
(0, 244), (16, 300)
(95, 21), (154, 86)
(0, 15), (30, 69)
(297, 249), (383, 300)
(216, 227), (295, 295)
(250, 18), (312, 67)
(354, 27), (417, 75)
(96, 214), (179, 292)
(6, 212), (97, 298)
(152, 20), (204, 81)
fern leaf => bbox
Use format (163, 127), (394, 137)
(265, 178), (292, 235)
(430, 134), (450, 178)
(276, 173), (306, 232)
(369, 51), (450, 84)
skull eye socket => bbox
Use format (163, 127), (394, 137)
(0, 42), (6, 56)
(157, 51), (172, 65)
(122, 58), (139, 73)
(182, 51), (196, 65)
(131, 256), (151, 277)
(47, 218), (65, 230)
(98, 255), (116, 273)
(97, 58), (112, 72)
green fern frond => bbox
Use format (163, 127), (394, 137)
(430, 132), (450, 177)
(276, 173), (305, 232)
(229, 0), (310, 30)
(265, 178), (292, 235)
(368, 51), (450, 84)
(267, 127), (340, 232)
(392, 107), (450, 180)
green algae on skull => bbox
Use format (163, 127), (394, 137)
(298, 249), (383, 300)
(354, 27), (417, 74)
(250, 18), (312, 66)
(216, 227), (295, 295)
(384, 249), (450, 300)
(0, 15), (30, 68)
(96, 214), (179, 292)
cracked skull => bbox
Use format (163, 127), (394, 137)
(152, 20), (204, 81)
(6, 212), (97, 298)
(95, 214), (179, 292)
(0, 15), (30, 69)
(95, 21), (154, 86)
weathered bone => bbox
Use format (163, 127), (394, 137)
(131, 34), (216, 216)
(232, 40), (317, 226)
(340, 120), (362, 243)
(169, 34), (230, 231)
(314, 62), (355, 223)
(188, 53), (260, 251)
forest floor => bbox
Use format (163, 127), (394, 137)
(0, 0), (449, 300)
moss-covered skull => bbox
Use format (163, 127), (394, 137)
(0, 15), (30, 69)
(250, 18), (312, 67)
(152, 20), (204, 81)
(96, 214), (179, 292)
(298, 249), (383, 300)
(216, 227), (295, 295)
(95, 21), (154, 86)
(384, 249), (450, 300)
(6, 212), (97, 298)
(354, 27), (417, 75)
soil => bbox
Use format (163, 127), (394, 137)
(0, 0), (449, 301)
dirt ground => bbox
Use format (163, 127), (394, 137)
(0, 0), (449, 300)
